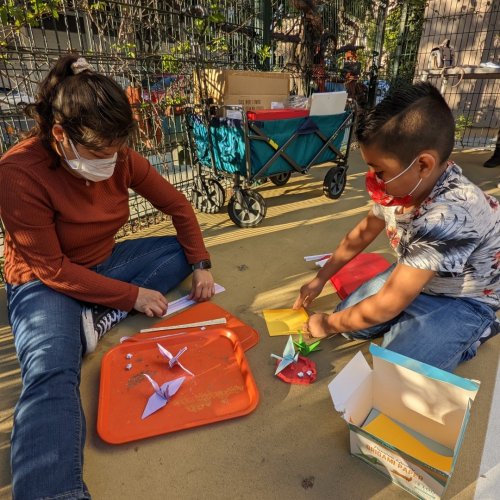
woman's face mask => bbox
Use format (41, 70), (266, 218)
(365, 156), (422, 207)
(60, 138), (117, 182)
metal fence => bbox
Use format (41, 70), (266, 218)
(414, 0), (499, 148)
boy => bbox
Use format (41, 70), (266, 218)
(294, 82), (499, 372)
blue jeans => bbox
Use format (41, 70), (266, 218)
(6, 236), (192, 499)
(336, 265), (497, 372)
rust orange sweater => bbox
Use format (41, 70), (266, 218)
(0, 137), (210, 311)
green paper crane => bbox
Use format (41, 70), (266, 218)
(293, 333), (321, 356)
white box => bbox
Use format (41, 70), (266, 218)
(329, 344), (480, 499)
(309, 91), (347, 116)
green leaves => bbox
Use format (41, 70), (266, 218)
(1, 0), (62, 31)
(110, 42), (137, 58)
(256, 45), (272, 65)
(455, 115), (473, 142)
(161, 41), (191, 73)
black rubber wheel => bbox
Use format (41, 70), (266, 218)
(269, 172), (292, 186)
(323, 166), (347, 199)
(227, 190), (267, 227)
(192, 178), (226, 213)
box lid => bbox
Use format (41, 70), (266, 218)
(370, 343), (480, 392)
(371, 344), (480, 451)
(329, 344), (480, 451)
(328, 351), (373, 425)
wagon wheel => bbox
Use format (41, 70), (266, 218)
(192, 178), (226, 213)
(227, 189), (267, 228)
(323, 166), (347, 199)
(269, 172), (292, 186)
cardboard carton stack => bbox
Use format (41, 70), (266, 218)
(195, 69), (290, 111)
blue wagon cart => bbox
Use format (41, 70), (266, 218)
(187, 105), (356, 227)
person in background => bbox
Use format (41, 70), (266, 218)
(483, 129), (500, 168)
(0, 54), (215, 499)
(294, 82), (499, 373)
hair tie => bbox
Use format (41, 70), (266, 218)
(71, 57), (94, 75)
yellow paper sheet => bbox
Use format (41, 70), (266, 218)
(262, 308), (308, 336)
(363, 413), (453, 472)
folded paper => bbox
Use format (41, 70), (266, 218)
(162, 284), (225, 317)
(263, 308), (308, 336)
(293, 334), (321, 356)
(271, 335), (299, 375)
(157, 344), (194, 377)
(363, 412), (453, 472)
(141, 374), (185, 419)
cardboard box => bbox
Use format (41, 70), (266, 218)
(224, 94), (288, 111)
(195, 69), (290, 109)
(329, 344), (480, 499)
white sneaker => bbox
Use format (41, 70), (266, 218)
(472, 319), (500, 351)
(81, 306), (128, 354)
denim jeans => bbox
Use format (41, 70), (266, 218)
(336, 264), (497, 372)
(6, 236), (192, 499)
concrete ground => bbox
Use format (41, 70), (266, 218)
(0, 148), (499, 499)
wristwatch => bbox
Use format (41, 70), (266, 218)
(192, 259), (212, 270)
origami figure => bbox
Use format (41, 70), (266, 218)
(293, 333), (321, 356)
(157, 343), (194, 376)
(141, 374), (185, 419)
(270, 335), (299, 375)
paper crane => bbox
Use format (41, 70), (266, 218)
(157, 344), (194, 376)
(141, 374), (185, 419)
(293, 333), (321, 356)
(270, 335), (299, 375)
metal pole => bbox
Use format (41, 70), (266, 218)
(262, 0), (272, 70)
(368, 0), (389, 108)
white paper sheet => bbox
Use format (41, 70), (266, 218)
(162, 283), (225, 317)
(304, 253), (332, 262)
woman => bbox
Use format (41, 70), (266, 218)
(0, 54), (215, 499)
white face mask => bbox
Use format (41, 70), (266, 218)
(61, 139), (117, 182)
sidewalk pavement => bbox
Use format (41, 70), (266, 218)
(0, 147), (498, 499)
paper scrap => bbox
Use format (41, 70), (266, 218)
(363, 412), (453, 472)
(315, 258), (329, 268)
(162, 283), (225, 317)
(304, 253), (332, 262)
(263, 308), (308, 336)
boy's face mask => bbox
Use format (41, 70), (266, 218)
(365, 156), (422, 207)
(61, 138), (117, 182)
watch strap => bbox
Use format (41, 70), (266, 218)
(192, 259), (212, 270)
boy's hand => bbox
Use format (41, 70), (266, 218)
(293, 276), (326, 309)
(188, 269), (215, 302)
(303, 313), (335, 339)
(134, 287), (169, 317)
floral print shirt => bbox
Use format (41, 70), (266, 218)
(372, 163), (499, 310)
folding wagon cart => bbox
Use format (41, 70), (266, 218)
(187, 104), (356, 227)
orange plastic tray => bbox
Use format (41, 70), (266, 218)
(129, 302), (259, 351)
(97, 327), (259, 444)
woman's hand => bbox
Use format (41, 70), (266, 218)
(134, 287), (169, 317)
(293, 276), (327, 309)
(188, 269), (215, 302)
